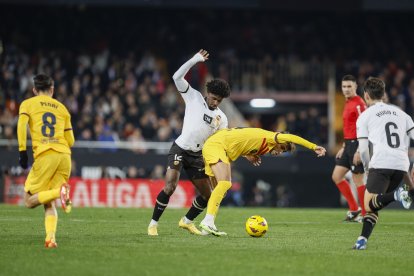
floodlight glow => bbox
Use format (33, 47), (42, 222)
(249, 99), (276, 108)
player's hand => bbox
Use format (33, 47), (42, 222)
(314, 146), (326, 157)
(336, 147), (344, 159)
(19, 150), (28, 169)
(197, 49), (209, 61)
(353, 151), (362, 165)
(244, 155), (262, 166)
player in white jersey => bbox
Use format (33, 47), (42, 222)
(148, 50), (230, 236)
(353, 77), (414, 250)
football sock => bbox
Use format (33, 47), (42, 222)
(336, 180), (359, 211)
(151, 190), (170, 221)
(357, 185), (366, 215)
(369, 193), (394, 212)
(185, 195), (208, 221)
(360, 211), (378, 239)
(38, 188), (60, 204)
(206, 181), (232, 217)
(45, 215), (57, 241)
(203, 214), (215, 225)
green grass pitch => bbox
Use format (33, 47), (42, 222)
(0, 205), (413, 276)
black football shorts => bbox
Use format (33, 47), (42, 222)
(336, 139), (364, 174)
(167, 142), (208, 180)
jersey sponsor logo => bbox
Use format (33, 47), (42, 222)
(203, 114), (212, 124)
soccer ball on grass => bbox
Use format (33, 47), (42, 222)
(245, 215), (268, 237)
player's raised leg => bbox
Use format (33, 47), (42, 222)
(60, 183), (72, 213)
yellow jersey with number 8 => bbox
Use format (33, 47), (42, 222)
(19, 95), (72, 158)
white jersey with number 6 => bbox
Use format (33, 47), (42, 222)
(357, 102), (414, 171)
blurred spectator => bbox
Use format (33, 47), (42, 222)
(2, 7), (414, 148)
(125, 165), (147, 179)
(150, 165), (165, 180)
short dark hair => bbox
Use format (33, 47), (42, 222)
(206, 79), (230, 98)
(363, 77), (385, 100)
(34, 74), (54, 91)
(342, 74), (356, 82)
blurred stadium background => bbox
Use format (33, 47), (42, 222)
(1, 0), (414, 209)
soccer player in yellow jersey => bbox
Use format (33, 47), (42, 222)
(17, 74), (75, 248)
(199, 127), (326, 236)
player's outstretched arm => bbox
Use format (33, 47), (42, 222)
(172, 49), (209, 92)
(276, 133), (326, 157)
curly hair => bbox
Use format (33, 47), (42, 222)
(206, 79), (231, 98)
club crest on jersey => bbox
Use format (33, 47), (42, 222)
(203, 114), (212, 124)
(173, 154), (182, 166)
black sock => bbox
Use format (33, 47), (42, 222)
(361, 212), (378, 239)
(151, 190), (170, 221)
(369, 193), (394, 212)
(184, 195), (208, 221)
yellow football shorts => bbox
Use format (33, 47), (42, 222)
(202, 139), (230, 177)
(25, 149), (71, 194)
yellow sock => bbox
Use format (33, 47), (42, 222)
(206, 181), (232, 217)
(38, 188), (60, 204)
(45, 215), (58, 241)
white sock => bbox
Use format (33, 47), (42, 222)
(203, 214), (215, 226)
(183, 216), (192, 224)
(149, 219), (158, 227)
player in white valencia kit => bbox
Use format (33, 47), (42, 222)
(353, 77), (414, 250)
(148, 50), (231, 236)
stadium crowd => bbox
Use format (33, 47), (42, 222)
(1, 8), (414, 145)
